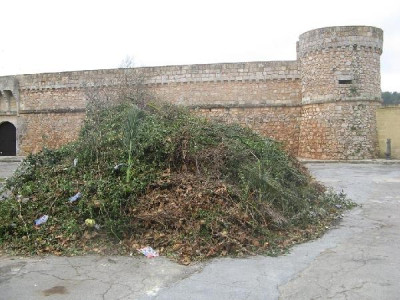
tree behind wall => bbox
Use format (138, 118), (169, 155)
(382, 91), (400, 105)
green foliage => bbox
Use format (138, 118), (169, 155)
(382, 91), (400, 105)
(0, 98), (354, 259)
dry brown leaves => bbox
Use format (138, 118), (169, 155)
(124, 172), (272, 264)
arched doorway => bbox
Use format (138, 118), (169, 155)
(0, 122), (16, 156)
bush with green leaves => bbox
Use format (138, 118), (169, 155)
(0, 99), (354, 260)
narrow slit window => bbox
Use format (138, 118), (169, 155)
(339, 80), (352, 85)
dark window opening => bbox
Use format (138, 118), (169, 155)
(339, 80), (353, 85)
(3, 90), (13, 97)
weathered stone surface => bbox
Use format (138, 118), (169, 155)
(298, 102), (380, 159)
(0, 26), (383, 160)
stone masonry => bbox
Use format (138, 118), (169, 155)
(0, 26), (383, 159)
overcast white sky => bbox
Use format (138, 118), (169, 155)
(0, 0), (399, 91)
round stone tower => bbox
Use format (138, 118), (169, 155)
(297, 26), (383, 159)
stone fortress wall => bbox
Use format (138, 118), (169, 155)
(0, 26), (383, 159)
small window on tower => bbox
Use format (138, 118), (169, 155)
(339, 79), (353, 85)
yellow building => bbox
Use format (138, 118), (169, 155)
(377, 106), (400, 159)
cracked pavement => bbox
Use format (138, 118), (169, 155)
(278, 164), (400, 300)
(0, 163), (399, 299)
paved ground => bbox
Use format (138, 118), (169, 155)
(0, 161), (20, 197)
(0, 161), (20, 179)
(0, 163), (399, 299)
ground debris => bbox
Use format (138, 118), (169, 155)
(0, 101), (355, 263)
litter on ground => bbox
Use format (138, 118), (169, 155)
(138, 247), (159, 258)
(34, 215), (49, 226)
(68, 192), (82, 203)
